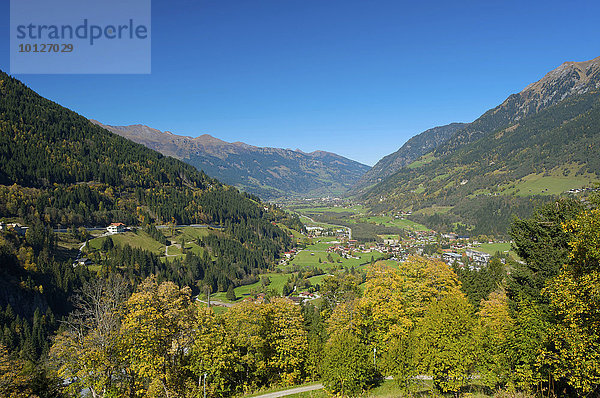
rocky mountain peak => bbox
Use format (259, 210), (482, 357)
(507, 56), (600, 118)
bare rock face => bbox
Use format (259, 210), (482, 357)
(439, 56), (600, 154)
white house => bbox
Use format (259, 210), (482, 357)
(107, 222), (125, 234)
(1, 223), (28, 236)
(73, 258), (93, 267)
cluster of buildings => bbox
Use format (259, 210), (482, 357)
(442, 248), (492, 269)
(0, 222), (28, 236)
(326, 241), (363, 260)
(283, 248), (299, 259)
(323, 230), (442, 263)
(567, 187), (599, 194)
(305, 226), (351, 239)
(288, 291), (320, 304)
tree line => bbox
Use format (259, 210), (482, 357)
(2, 194), (600, 396)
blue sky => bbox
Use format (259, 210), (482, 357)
(1, 0), (599, 166)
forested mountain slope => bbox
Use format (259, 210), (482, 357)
(0, 70), (299, 362)
(352, 122), (466, 192)
(362, 57), (600, 235)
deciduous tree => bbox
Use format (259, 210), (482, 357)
(120, 276), (195, 398)
(415, 291), (476, 395)
(321, 329), (378, 397)
(49, 276), (128, 398)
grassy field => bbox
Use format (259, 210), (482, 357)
(477, 242), (512, 255)
(293, 205), (367, 214)
(87, 226), (212, 263)
(475, 242), (522, 261)
(407, 152), (436, 169)
(498, 169), (599, 196)
(357, 216), (429, 231)
(172, 226), (212, 241)
(209, 272), (296, 303)
(308, 274), (329, 286)
(291, 250), (382, 269)
(294, 204), (431, 240)
(278, 223), (305, 241)
(211, 271), (333, 305)
(287, 237), (383, 270)
(166, 245), (183, 256)
(88, 230), (165, 254)
(298, 216), (341, 229)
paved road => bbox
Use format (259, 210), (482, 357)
(53, 227), (107, 233)
(55, 224), (224, 233)
(250, 383), (323, 398)
(155, 224), (224, 230)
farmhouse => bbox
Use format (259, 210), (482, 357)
(74, 258), (93, 267)
(107, 222), (125, 234)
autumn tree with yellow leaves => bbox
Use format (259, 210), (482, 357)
(542, 206), (600, 395)
(119, 276), (196, 398)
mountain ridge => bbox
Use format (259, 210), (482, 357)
(361, 56), (600, 235)
(355, 57), (600, 194)
(92, 121), (370, 199)
(436, 56), (600, 155)
(352, 122), (467, 192)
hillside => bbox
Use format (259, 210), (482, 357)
(362, 57), (600, 235)
(352, 122), (466, 192)
(0, 70), (300, 360)
(92, 121), (370, 199)
(436, 56), (600, 156)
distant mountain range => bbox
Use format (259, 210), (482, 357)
(358, 56), (600, 235)
(92, 121), (370, 200)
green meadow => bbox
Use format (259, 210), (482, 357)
(87, 226), (212, 262)
(88, 229), (165, 254)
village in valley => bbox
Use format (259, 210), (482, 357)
(0, 200), (512, 310)
(295, 222), (504, 270)
(207, 199), (515, 307)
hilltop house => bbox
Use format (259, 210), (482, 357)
(107, 222), (125, 234)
